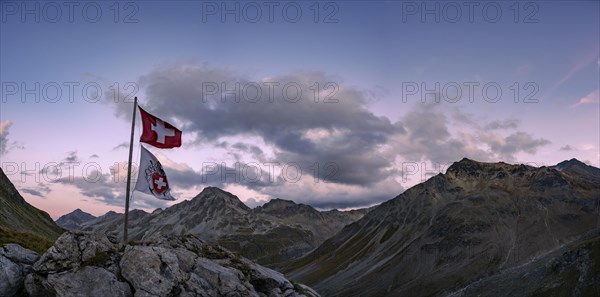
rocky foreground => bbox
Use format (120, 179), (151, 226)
(0, 232), (319, 297)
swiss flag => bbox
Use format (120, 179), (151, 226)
(138, 106), (182, 149)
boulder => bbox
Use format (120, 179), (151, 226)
(0, 244), (40, 297)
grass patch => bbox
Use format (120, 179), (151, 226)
(0, 226), (55, 254)
(202, 245), (229, 259)
(83, 251), (110, 267)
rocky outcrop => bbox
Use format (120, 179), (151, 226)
(22, 232), (319, 297)
(0, 244), (40, 296)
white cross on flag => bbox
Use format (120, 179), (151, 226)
(139, 106), (182, 149)
(134, 145), (176, 201)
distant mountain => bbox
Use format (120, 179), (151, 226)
(55, 209), (96, 230)
(77, 187), (370, 265)
(283, 158), (600, 296)
(551, 158), (600, 183)
(0, 168), (64, 253)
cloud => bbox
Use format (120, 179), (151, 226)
(112, 142), (129, 150)
(484, 118), (520, 130)
(262, 176), (402, 210)
(99, 63), (553, 209)
(159, 155), (281, 192)
(133, 63), (405, 187)
(21, 183), (52, 198)
(391, 104), (550, 163)
(572, 90), (599, 107)
(0, 120), (11, 155)
(497, 132), (551, 156)
(54, 163), (170, 210)
(38, 151), (85, 177)
(90, 154), (100, 158)
(559, 145), (573, 151)
(242, 197), (269, 208)
(63, 151), (79, 163)
(0, 120), (24, 155)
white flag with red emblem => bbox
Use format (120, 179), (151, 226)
(138, 106), (182, 149)
(134, 145), (175, 201)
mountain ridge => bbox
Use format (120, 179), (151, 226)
(65, 186), (370, 265)
(283, 158), (600, 296)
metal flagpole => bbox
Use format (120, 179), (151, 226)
(123, 96), (138, 243)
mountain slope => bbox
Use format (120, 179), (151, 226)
(445, 229), (600, 297)
(0, 168), (64, 253)
(77, 187), (370, 265)
(283, 158), (600, 296)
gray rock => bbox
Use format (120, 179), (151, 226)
(46, 266), (132, 297)
(23, 232), (319, 297)
(34, 231), (121, 273)
(0, 244), (40, 297)
(1, 244), (40, 265)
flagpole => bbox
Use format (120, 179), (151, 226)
(123, 96), (138, 243)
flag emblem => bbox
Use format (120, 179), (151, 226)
(138, 106), (182, 149)
(134, 145), (175, 201)
(151, 172), (168, 194)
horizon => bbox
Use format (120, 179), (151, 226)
(1, 1), (599, 219)
(51, 156), (599, 220)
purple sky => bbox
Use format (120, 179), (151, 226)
(1, 1), (598, 219)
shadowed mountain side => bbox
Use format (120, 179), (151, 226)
(0, 168), (64, 253)
(282, 158), (600, 297)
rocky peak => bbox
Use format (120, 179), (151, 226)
(255, 198), (320, 218)
(56, 209), (97, 231)
(190, 186), (251, 212)
(445, 158), (484, 178)
(553, 158), (587, 170)
(260, 198), (299, 211)
(128, 209), (148, 220)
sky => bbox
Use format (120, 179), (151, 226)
(0, 0), (598, 219)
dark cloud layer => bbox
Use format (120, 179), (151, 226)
(132, 64), (405, 187)
(101, 63), (551, 209)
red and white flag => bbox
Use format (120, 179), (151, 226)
(138, 106), (182, 149)
(134, 145), (175, 201)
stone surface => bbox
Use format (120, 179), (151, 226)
(0, 244), (40, 297)
(22, 232), (319, 297)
